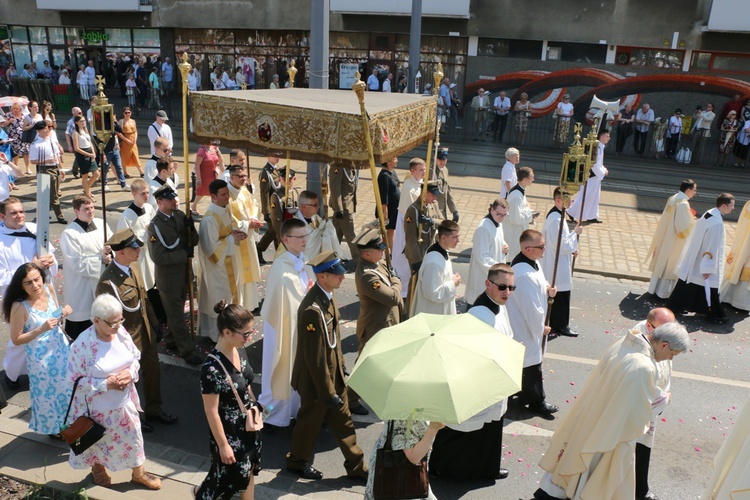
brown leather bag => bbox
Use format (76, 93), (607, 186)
(373, 420), (429, 499)
(60, 377), (106, 455)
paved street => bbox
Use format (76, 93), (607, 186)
(1, 118), (750, 498)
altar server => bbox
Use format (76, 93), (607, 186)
(465, 198), (509, 305)
(410, 220), (461, 316)
(568, 130), (610, 224)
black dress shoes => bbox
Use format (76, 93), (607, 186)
(350, 405), (370, 416)
(146, 411), (179, 424)
(288, 464), (323, 480)
(556, 328), (579, 338)
(528, 402), (560, 415)
(495, 468), (509, 479)
(588, 218), (604, 224)
(139, 416), (154, 433)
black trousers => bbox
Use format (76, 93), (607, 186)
(517, 363), (545, 406)
(549, 290), (571, 332)
(635, 442), (651, 497)
(256, 214), (278, 253)
(633, 130), (648, 155)
(493, 114), (509, 142)
(666, 135), (680, 158)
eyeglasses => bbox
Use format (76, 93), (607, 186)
(489, 281), (516, 292)
(526, 244), (546, 250)
(47, 125), (54, 129)
(235, 330), (253, 340)
(492, 210), (508, 219)
(123, 111), (132, 114)
(101, 317), (125, 327)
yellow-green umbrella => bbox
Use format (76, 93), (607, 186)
(346, 313), (525, 424)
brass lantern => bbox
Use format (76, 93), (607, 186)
(559, 122), (592, 198)
(582, 127), (600, 166)
(91, 75), (115, 146)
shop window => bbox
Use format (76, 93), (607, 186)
(712, 54), (750, 73)
(51, 48), (66, 67)
(65, 27), (81, 46)
(10, 26), (28, 44)
(105, 28), (132, 47)
(616, 47), (684, 69)
(690, 51), (712, 71)
(13, 45), (31, 68)
(133, 29), (160, 47)
(548, 41), (607, 64)
(477, 38), (511, 57)
(29, 27), (47, 45)
(31, 45), (48, 67)
(48, 27), (65, 45)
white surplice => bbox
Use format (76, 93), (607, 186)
(465, 215), (506, 304)
(504, 185), (533, 260)
(568, 142), (607, 221)
(116, 203), (156, 289)
(410, 246), (457, 316)
(507, 259), (548, 368)
(675, 207), (725, 288)
(647, 191), (695, 298)
(294, 211), (341, 259)
(539, 208), (577, 292)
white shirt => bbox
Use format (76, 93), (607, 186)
(91, 334), (135, 411)
(0, 163), (15, 202)
(0, 221), (58, 295)
(147, 121), (173, 156)
(507, 259), (549, 367)
(500, 161), (517, 199)
(382, 79), (392, 93)
(494, 96), (511, 115)
(84, 65), (96, 85)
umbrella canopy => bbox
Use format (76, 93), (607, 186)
(347, 313), (525, 424)
(0, 96), (29, 108)
(190, 88), (438, 164)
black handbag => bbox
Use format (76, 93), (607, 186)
(60, 377), (106, 456)
(373, 421), (429, 500)
(21, 126), (36, 144)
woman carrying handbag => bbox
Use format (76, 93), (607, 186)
(196, 301), (262, 499)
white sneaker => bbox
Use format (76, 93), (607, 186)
(121, 183), (130, 190)
(104, 185), (111, 192)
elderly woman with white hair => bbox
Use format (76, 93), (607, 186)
(66, 294), (161, 490)
(500, 147), (520, 199)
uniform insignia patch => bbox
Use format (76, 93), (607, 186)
(373, 282), (381, 290)
(334, 169), (339, 174)
(149, 235), (156, 242)
(405, 216), (412, 223)
(270, 202), (276, 208)
(261, 178), (267, 183)
(306, 324), (315, 332)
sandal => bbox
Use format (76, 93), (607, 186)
(131, 470), (161, 490)
(193, 485), (199, 498)
(92, 463), (112, 488)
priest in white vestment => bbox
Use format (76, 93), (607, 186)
(646, 180), (697, 298)
(507, 229), (557, 415)
(667, 194), (735, 323)
(295, 190), (342, 259)
(720, 199), (750, 310)
(631, 308), (676, 500)
(226, 165), (263, 312)
(198, 180), (247, 341)
(535, 322), (688, 500)
(465, 198), (509, 304)
(0, 197), (58, 385)
(568, 130), (610, 223)
(116, 179), (156, 290)
(410, 220), (461, 316)
(430, 263), (522, 481)
(147, 159), (179, 209)
(505, 166), (536, 260)
(392, 158), (426, 297)
(704, 395), (750, 500)
(258, 218), (310, 428)
(59, 195), (113, 339)
(539, 188), (582, 337)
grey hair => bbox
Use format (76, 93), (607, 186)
(650, 322), (689, 352)
(505, 147), (520, 160)
(91, 294), (122, 322)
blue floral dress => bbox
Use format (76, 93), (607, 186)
(22, 288), (71, 434)
(197, 348), (262, 500)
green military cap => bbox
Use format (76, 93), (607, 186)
(154, 184), (178, 200)
(352, 227), (386, 250)
(426, 180), (441, 195)
(307, 251), (347, 275)
(277, 167), (296, 178)
(107, 228), (144, 251)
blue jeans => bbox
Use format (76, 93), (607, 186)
(103, 150), (127, 187)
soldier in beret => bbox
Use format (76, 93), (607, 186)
(146, 184), (201, 365)
(347, 227), (403, 415)
(286, 251), (368, 482)
(96, 228), (178, 431)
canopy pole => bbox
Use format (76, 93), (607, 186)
(178, 52), (196, 338)
(352, 72), (391, 268)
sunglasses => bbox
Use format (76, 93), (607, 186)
(236, 330), (253, 340)
(526, 244), (546, 250)
(123, 111), (132, 114)
(489, 281), (516, 292)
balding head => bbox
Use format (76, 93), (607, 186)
(646, 307), (675, 332)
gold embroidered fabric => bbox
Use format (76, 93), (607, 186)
(190, 89), (438, 164)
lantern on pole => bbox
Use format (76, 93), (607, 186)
(91, 75), (115, 244)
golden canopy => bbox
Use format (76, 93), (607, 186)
(190, 88), (438, 164)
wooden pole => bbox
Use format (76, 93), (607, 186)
(542, 202), (567, 354)
(570, 180), (589, 276)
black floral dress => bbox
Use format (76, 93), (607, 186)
(197, 348), (262, 500)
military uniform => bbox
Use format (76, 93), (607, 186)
(329, 161), (359, 260)
(147, 187), (200, 361)
(347, 228), (402, 410)
(96, 231), (162, 416)
(257, 159), (281, 252)
(286, 253), (367, 480)
(269, 183), (299, 243)
(403, 198), (441, 272)
(435, 164), (458, 220)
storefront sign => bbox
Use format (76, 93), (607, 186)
(36, 0), (140, 11)
(82, 30), (109, 43)
(339, 63), (359, 89)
